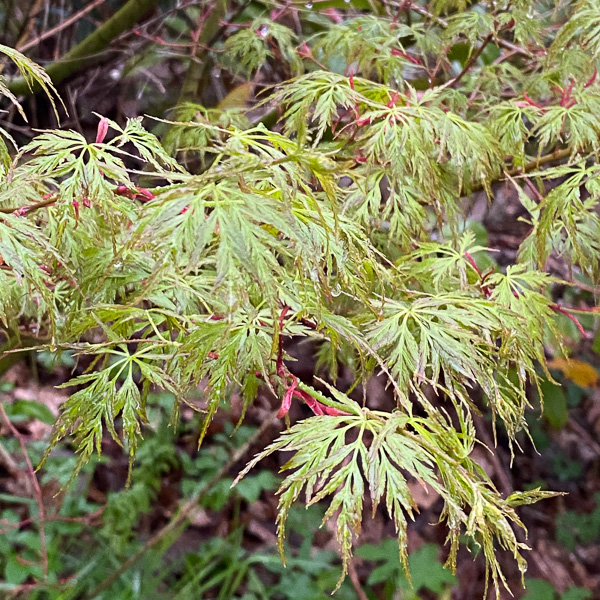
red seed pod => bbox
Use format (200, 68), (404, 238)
(95, 118), (109, 144)
(297, 42), (311, 57)
(278, 379), (298, 418)
(135, 187), (155, 201)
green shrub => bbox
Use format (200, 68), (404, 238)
(2, 2), (599, 595)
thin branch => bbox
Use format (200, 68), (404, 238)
(14, 0), (45, 50)
(0, 576), (76, 595)
(447, 33), (493, 88)
(17, 0), (108, 53)
(550, 303), (587, 337)
(8, 0), (161, 96)
(177, 0), (227, 104)
(348, 560), (369, 600)
(0, 505), (105, 536)
(0, 403), (48, 578)
(176, 0), (251, 104)
(0, 336), (44, 378)
(0, 194), (56, 215)
(507, 147), (574, 177)
(0, 439), (20, 476)
(469, 146), (574, 195)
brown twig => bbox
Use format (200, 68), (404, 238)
(0, 403), (48, 578)
(0, 194), (57, 215)
(469, 146), (574, 196)
(17, 0), (108, 52)
(447, 33), (493, 88)
(523, 175), (545, 202)
(8, 0), (161, 97)
(1, 575), (77, 595)
(13, 0), (45, 50)
(0, 439), (20, 475)
(563, 279), (600, 294)
(348, 559), (369, 600)
(505, 146), (574, 177)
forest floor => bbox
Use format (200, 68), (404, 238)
(1, 345), (599, 599)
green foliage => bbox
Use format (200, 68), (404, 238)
(162, 102), (250, 166)
(0, 43), (60, 124)
(539, 378), (569, 429)
(0, 403), (357, 599)
(522, 579), (593, 600)
(555, 493), (600, 551)
(550, 0), (600, 60)
(357, 540), (456, 597)
(3, 1), (600, 596)
(222, 19), (303, 77)
(235, 391), (557, 594)
(100, 423), (179, 553)
(312, 16), (419, 85)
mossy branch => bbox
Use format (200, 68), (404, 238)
(7, 0), (160, 96)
